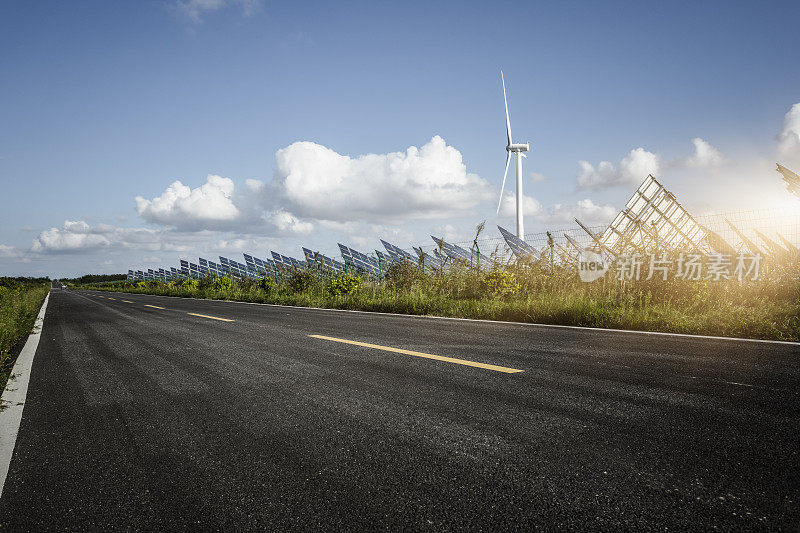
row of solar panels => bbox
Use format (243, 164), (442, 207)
(127, 232), (525, 282)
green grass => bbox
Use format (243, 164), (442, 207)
(81, 265), (800, 342)
(0, 283), (50, 391)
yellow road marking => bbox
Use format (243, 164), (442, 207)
(144, 304), (165, 310)
(107, 297), (116, 300)
(122, 300), (134, 303)
(187, 313), (234, 322)
(308, 335), (523, 374)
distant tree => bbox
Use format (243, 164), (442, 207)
(61, 273), (127, 284)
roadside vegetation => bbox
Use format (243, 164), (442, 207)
(0, 277), (50, 391)
(79, 262), (800, 342)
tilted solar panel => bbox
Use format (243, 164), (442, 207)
(498, 226), (539, 262)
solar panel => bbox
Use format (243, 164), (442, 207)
(598, 175), (709, 255)
(375, 250), (393, 269)
(302, 247), (345, 273)
(338, 243), (384, 277)
(430, 236), (493, 269)
(271, 251), (305, 270)
(381, 239), (418, 263)
(412, 246), (442, 270)
(180, 259), (189, 269)
(498, 226), (539, 263)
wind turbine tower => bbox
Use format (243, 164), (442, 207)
(496, 71), (530, 239)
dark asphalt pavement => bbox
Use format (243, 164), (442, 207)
(0, 288), (798, 530)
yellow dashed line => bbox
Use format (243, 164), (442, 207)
(187, 313), (234, 322)
(144, 304), (165, 310)
(308, 334), (523, 374)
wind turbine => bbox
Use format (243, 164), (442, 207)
(496, 70), (530, 239)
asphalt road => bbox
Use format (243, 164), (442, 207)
(0, 288), (798, 530)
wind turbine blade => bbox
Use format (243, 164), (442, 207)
(497, 151), (512, 214)
(501, 70), (512, 146)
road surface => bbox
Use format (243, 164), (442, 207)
(0, 288), (798, 530)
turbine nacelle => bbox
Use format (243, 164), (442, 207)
(507, 143), (529, 152)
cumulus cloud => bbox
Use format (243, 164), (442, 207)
(30, 220), (186, 254)
(269, 210), (313, 235)
(778, 102), (800, 163)
(679, 138), (725, 168)
(270, 136), (493, 222)
(135, 174), (242, 229)
(499, 192), (615, 227)
(577, 147), (660, 190)
(173, 0), (261, 23)
(0, 244), (20, 258)
(31, 221), (113, 253)
(499, 192), (542, 218)
(540, 198), (618, 225)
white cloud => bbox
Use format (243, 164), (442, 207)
(31, 221), (112, 253)
(499, 194), (616, 226)
(577, 147), (660, 190)
(271, 136), (493, 222)
(30, 220), (183, 254)
(135, 174), (241, 229)
(173, 0), (261, 23)
(0, 244), (20, 258)
(268, 210), (313, 235)
(498, 192), (542, 218)
(245, 178), (265, 192)
(778, 102), (800, 163)
(529, 172), (549, 183)
(680, 138), (725, 168)
(434, 224), (467, 242)
(541, 198), (618, 225)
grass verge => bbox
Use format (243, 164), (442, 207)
(0, 284), (49, 391)
(81, 265), (800, 342)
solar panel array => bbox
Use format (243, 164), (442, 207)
(128, 170), (800, 280)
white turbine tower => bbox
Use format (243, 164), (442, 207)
(496, 70), (530, 239)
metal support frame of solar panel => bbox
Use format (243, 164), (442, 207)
(598, 175), (709, 256)
(338, 243), (383, 277)
(430, 236), (494, 270)
(497, 226), (540, 264)
(381, 239), (438, 271)
(271, 251), (306, 271)
(374, 250), (394, 269)
(302, 247), (345, 274)
(414, 247), (445, 270)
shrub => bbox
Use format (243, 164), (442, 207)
(235, 277), (259, 292)
(482, 270), (520, 297)
(180, 278), (198, 290)
(197, 276), (215, 290)
(213, 277), (232, 291)
(385, 261), (426, 291)
(288, 271), (314, 293)
(329, 273), (362, 296)
(136, 281), (148, 289)
(258, 276), (276, 292)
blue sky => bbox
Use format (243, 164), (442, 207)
(1, 0), (799, 276)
